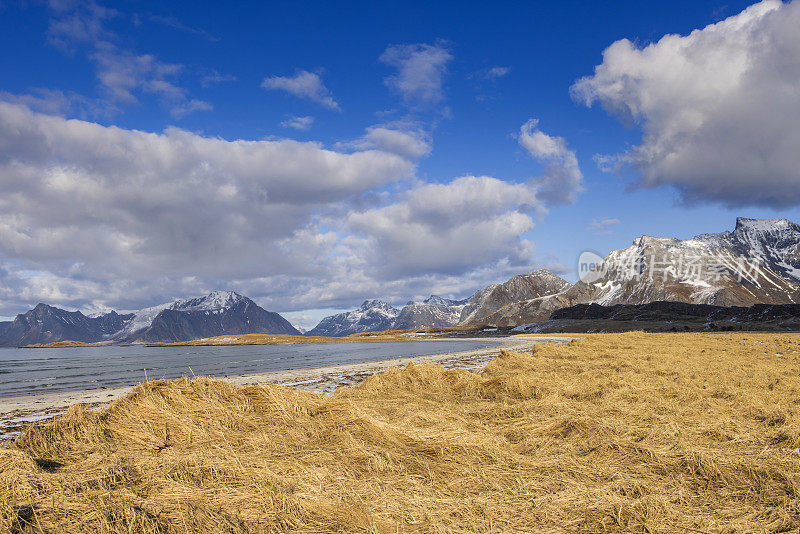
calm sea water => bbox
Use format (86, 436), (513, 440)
(0, 339), (500, 398)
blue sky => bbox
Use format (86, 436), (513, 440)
(0, 0), (798, 329)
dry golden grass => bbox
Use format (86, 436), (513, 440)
(149, 327), (471, 347)
(3, 332), (800, 532)
(25, 327), (474, 348)
(21, 340), (112, 348)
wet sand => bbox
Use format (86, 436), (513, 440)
(0, 336), (571, 439)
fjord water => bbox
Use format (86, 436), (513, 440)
(0, 339), (500, 398)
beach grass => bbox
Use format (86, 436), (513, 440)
(2, 332), (800, 532)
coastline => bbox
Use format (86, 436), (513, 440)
(0, 336), (571, 438)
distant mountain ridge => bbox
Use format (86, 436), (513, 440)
(307, 270), (570, 336)
(0, 305), (134, 347)
(306, 300), (400, 337)
(481, 218), (800, 327)
(0, 291), (299, 347)
(309, 218), (800, 332)
(568, 217), (800, 307)
(3, 218), (798, 344)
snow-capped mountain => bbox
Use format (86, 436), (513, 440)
(478, 218), (800, 327)
(459, 270), (572, 325)
(393, 295), (469, 329)
(115, 291), (258, 340)
(308, 271), (571, 334)
(568, 218), (800, 307)
(119, 291), (300, 342)
(0, 291), (299, 346)
(306, 300), (400, 337)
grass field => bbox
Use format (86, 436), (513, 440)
(2, 332), (800, 532)
(24, 327), (473, 348)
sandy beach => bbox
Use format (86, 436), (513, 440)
(0, 336), (571, 440)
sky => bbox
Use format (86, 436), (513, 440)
(0, 0), (799, 330)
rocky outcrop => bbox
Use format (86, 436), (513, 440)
(514, 301), (800, 333)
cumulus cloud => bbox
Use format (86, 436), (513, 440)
(47, 0), (117, 51)
(281, 115), (315, 130)
(571, 0), (800, 208)
(379, 42), (452, 106)
(342, 124), (432, 159)
(0, 88), (105, 119)
(0, 102), (413, 312)
(0, 105), (581, 316)
(170, 98), (213, 119)
(343, 176), (540, 277)
(475, 66), (510, 80)
(0, 102), (565, 315)
(519, 119), (584, 205)
(261, 70), (340, 110)
(587, 217), (621, 235)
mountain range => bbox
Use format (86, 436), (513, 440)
(1, 218), (799, 346)
(308, 217), (800, 333)
(482, 217), (800, 327)
(0, 291), (299, 347)
(306, 270), (570, 337)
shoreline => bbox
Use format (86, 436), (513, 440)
(0, 336), (572, 438)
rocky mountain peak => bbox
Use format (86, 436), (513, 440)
(307, 300), (400, 337)
(357, 300), (398, 314)
(735, 217), (798, 234)
(459, 270), (571, 325)
(422, 295), (467, 307)
(174, 290), (245, 312)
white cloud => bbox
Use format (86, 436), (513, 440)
(281, 115), (315, 130)
(587, 217), (621, 235)
(0, 102), (413, 313)
(0, 88), (105, 118)
(45, 1), (211, 119)
(47, 0), (117, 51)
(343, 176), (540, 277)
(261, 70), (340, 110)
(380, 42), (452, 106)
(519, 119), (584, 205)
(0, 106), (581, 317)
(485, 66), (510, 79)
(147, 13), (218, 42)
(343, 124), (432, 159)
(170, 99), (213, 119)
(571, 0), (800, 208)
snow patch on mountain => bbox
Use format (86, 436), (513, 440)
(113, 292), (255, 339)
(307, 300), (400, 337)
(394, 295), (469, 329)
(570, 218), (800, 307)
